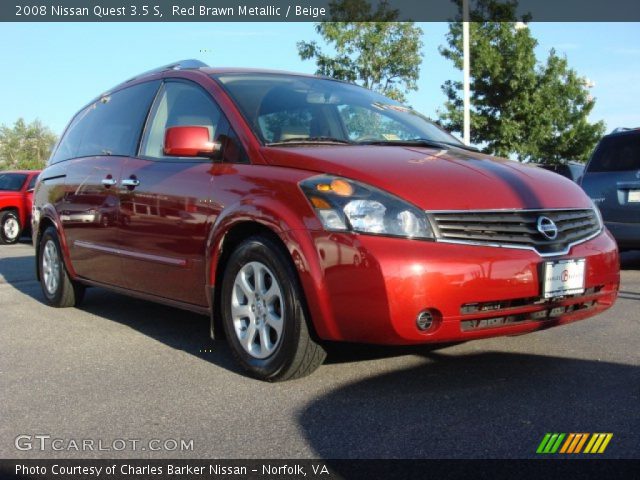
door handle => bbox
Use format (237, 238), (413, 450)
(101, 177), (117, 187)
(121, 178), (140, 188)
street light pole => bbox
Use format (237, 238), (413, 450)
(462, 0), (471, 145)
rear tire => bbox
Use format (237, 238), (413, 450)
(38, 227), (85, 307)
(0, 211), (21, 244)
(220, 235), (326, 381)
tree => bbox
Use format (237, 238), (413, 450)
(297, 0), (423, 102)
(0, 118), (57, 170)
(524, 51), (605, 163)
(439, 0), (604, 163)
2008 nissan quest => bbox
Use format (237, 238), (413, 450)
(32, 60), (620, 381)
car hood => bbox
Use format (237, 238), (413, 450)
(261, 145), (592, 211)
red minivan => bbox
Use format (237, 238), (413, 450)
(32, 61), (620, 381)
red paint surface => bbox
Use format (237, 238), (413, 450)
(0, 170), (40, 230)
(32, 68), (620, 345)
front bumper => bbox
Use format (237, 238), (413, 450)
(304, 229), (619, 344)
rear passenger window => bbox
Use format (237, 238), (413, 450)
(587, 134), (640, 172)
(50, 81), (160, 163)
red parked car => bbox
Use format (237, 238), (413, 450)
(32, 61), (619, 381)
(0, 170), (40, 244)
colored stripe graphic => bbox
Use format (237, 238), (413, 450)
(538, 433), (613, 454)
(597, 434), (613, 453)
(537, 433), (565, 454)
(549, 433), (565, 453)
(584, 433), (613, 454)
(559, 434), (575, 453)
(563, 433), (588, 454)
(537, 434), (552, 454)
(573, 433), (589, 453)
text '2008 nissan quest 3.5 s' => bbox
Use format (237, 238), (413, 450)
(33, 60), (620, 381)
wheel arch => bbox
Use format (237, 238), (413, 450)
(205, 200), (332, 342)
(0, 206), (20, 222)
(209, 221), (286, 338)
(0, 207), (22, 244)
(34, 209), (75, 281)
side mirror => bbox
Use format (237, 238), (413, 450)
(164, 126), (222, 159)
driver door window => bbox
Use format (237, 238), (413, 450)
(141, 81), (223, 159)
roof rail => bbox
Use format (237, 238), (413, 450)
(125, 59), (209, 83)
(611, 127), (640, 134)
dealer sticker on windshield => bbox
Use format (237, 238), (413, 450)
(628, 190), (640, 203)
(542, 259), (586, 298)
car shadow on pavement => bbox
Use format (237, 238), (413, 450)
(298, 351), (639, 460)
(0, 253), (241, 375)
(0, 254), (39, 296)
(76, 288), (242, 374)
(323, 341), (464, 364)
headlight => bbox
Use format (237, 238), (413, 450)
(589, 198), (604, 230)
(300, 175), (433, 239)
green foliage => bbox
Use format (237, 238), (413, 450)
(525, 51), (605, 163)
(439, 0), (604, 163)
(297, 0), (423, 102)
(0, 118), (57, 170)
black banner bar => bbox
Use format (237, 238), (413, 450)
(2, 0), (640, 22)
(1, 459), (639, 480)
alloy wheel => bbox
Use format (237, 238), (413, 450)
(3, 216), (19, 241)
(42, 239), (61, 295)
(231, 261), (284, 359)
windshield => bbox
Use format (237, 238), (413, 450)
(0, 173), (27, 192)
(213, 73), (463, 147)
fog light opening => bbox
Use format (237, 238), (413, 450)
(417, 310), (434, 331)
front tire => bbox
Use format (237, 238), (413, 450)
(38, 227), (85, 307)
(0, 211), (21, 244)
(221, 235), (326, 381)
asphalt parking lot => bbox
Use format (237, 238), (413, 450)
(0, 240), (638, 459)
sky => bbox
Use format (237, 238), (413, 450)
(0, 22), (638, 135)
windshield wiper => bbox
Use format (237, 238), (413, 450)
(266, 136), (353, 146)
(437, 140), (480, 152)
(357, 138), (479, 152)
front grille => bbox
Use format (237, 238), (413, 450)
(459, 286), (605, 331)
(429, 209), (601, 255)
(460, 301), (598, 331)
